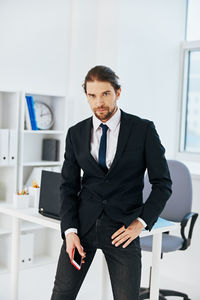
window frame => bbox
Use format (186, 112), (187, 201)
(176, 40), (200, 162)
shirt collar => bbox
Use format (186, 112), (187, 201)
(92, 106), (121, 131)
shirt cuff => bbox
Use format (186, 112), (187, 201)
(137, 217), (147, 228)
(65, 228), (78, 236)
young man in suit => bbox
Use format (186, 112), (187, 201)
(51, 65), (172, 300)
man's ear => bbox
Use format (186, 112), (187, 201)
(116, 88), (121, 99)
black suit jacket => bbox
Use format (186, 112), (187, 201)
(60, 109), (172, 240)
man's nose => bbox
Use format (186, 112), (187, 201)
(96, 96), (104, 106)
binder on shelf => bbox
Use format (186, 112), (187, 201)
(42, 139), (60, 161)
(8, 129), (17, 165)
(0, 129), (9, 166)
(25, 99), (32, 130)
(25, 96), (38, 130)
(29, 96), (38, 130)
(19, 232), (34, 268)
(25, 96), (33, 129)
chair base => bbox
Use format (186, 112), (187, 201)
(139, 287), (191, 300)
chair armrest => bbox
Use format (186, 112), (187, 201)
(180, 212), (198, 250)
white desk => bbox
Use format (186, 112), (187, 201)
(0, 204), (179, 300)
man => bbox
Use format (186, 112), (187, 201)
(51, 65), (172, 300)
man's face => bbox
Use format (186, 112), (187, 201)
(86, 80), (121, 122)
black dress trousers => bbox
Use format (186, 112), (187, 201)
(50, 211), (141, 300)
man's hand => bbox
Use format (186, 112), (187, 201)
(65, 232), (86, 263)
(111, 219), (145, 248)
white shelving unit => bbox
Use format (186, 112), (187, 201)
(0, 90), (67, 273)
(0, 91), (20, 273)
(0, 90), (20, 198)
(0, 234), (11, 273)
(22, 161), (63, 167)
(18, 91), (66, 190)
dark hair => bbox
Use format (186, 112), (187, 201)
(82, 65), (121, 94)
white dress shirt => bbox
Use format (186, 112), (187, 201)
(65, 107), (147, 237)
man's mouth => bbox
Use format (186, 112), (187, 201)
(97, 108), (106, 111)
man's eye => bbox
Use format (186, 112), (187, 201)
(104, 92), (109, 96)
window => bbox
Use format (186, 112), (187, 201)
(181, 48), (200, 153)
(178, 0), (200, 159)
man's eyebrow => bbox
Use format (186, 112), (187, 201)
(102, 90), (111, 93)
(87, 90), (111, 96)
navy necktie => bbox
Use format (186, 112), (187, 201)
(98, 123), (109, 172)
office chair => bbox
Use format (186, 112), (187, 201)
(139, 160), (198, 300)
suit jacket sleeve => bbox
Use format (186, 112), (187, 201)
(60, 128), (81, 240)
(139, 121), (172, 230)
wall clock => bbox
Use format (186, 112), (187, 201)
(34, 101), (54, 130)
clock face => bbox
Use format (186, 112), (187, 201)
(34, 101), (54, 130)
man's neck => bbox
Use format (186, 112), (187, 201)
(101, 106), (118, 123)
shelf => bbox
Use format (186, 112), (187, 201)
(0, 264), (9, 274)
(0, 228), (11, 235)
(23, 130), (65, 135)
(33, 254), (57, 267)
(0, 164), (17, 168)
(0, 223), (43, 235)
(0, 89), (66, 273)
(0, 201), (12, 235)
(0, 201), (13, 208)
(0, 200), (10, 205)
(21, 221), (43, 232)
(24, 90), (65, 98)
(23, 161), (63, 167)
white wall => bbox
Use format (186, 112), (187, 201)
(117, 0), (186, 158)
(65, 0), (119, 125)
(0, 0), (186, 159)
(0, 0), (70, 95)
(68, 0), (186, 158)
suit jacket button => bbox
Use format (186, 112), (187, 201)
(102, 200), (107, 204)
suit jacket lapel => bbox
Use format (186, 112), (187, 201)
(107, 109), (133, 175)
(84, 109), (133, 177)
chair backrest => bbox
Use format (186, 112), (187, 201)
(143, 160), (193, 222)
